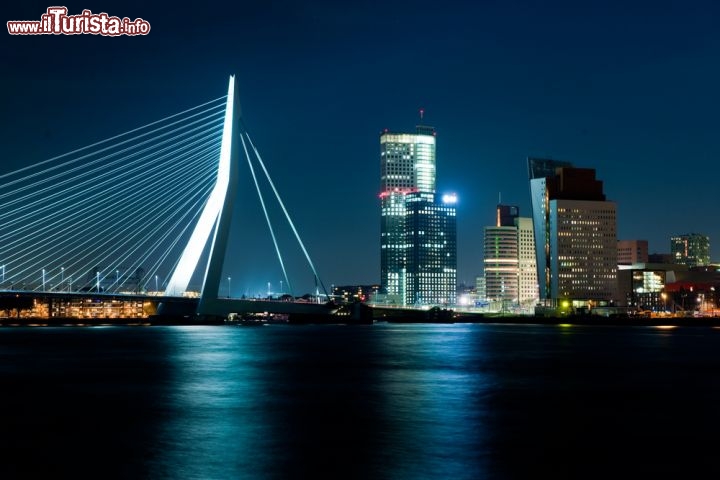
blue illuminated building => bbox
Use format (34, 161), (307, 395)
(404, 192), (457, 306)
(379, 120), (457, 306)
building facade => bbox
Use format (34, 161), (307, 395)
(516, 217), (539, 305)
(671, 233), (710, 268)
(475, 275), (486, 303)
(550, 199), (617, 301)
(529, 159), (618, 305)
(404, 192), (457, 305)
(618, 265), (671, 311)
(483, 205), (538, 307)
(617, 240), (649, 265)
(528, 158), (573, 302)
(484, 225), (519, 303)
(379, 123), (456, 306)
(332, 285), (381, 304)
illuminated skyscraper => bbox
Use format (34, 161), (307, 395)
(484, 204), (519, 304)
(404, 192), (457, 305)
(483, 205), (538, 307)
(671, 233), (710, 267)
(484, 224), (518, 303)
(516, 217), (539, 305)
(529, 159), (617, 304)
(379, 121), (456, 306)
(380, 125), (436, 193)
(528, 158), (573, 301)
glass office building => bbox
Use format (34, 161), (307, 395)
(529, 159), (618, 305)
(380, 124), (456, 306)
(671, 234), (710, 268)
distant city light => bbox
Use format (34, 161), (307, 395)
(457, 294), (472, 306)
(442, 193), (457, 204)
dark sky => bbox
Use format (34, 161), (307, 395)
(3, 1), (720, 295)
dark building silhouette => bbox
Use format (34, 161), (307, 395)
(497, 204), (519, 227)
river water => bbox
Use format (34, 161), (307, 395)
(1, 323), (719, 479)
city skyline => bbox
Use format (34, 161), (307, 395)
(3, 1), (720, 294)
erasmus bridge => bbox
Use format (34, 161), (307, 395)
(0, 76), (337, 321)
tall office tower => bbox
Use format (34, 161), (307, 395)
(516, 217), (539, 305)
(528, 158), (573, 302)
(380, 121), (456, 306)
(483, 204), (538, 306)
(484, 223), (519, 303)
(671, 234), (710, 267)
(380, 126), (435, 301)
(405, 192), (457, 305)
(380, 127), (436, 193)
(529, 160), (618, 304)
(379, 191), (408, 299)
(617, 240), (649, 265)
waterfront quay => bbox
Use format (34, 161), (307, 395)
(0, 290), (718, 327)
(0, 290), (194, 325)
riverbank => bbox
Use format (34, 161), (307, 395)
(1, 313), (719, 327)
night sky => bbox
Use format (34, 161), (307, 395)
(3, 1), (720, 295)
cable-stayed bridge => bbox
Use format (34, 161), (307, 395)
(0, 76), (337, 321)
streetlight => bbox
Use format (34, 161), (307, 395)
(61, 267), (64, 291)
(698, 294), (704, 315)
(42, 268), (46, 292)
(116, 269), (120, 291)
(661, 292), (667, 313)
(227, 276), (231, 298)
(155, 275), (159, 294)
(96, 271), (100, 293)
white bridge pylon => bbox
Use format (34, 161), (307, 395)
(163, 75), (239, 311)
(163, 76), (334, 317)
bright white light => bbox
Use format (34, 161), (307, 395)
(442, 193), (457, 204)
(458, 294), (471, 306)
(164, 75), (235, 296)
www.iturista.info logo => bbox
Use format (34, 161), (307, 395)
(7, 7), (151, 36)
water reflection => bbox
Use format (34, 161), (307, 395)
(2, 325), (720, 478)
(371, 324), (493, 479)
(147, 325), (495, 479)
(148, 326), (273, 479)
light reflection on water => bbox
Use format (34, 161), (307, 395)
(147, 325), (493, 479)
(1, 324), (720, 478)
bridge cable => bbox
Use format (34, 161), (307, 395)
(2, 130), (221, 271)
(0, 97), (225, 293)
(0, 96), (226, 185)
(239, 133), (294, 298)
(243, 130), (331, 301)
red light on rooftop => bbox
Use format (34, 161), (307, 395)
(380, 187), (419, 199)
